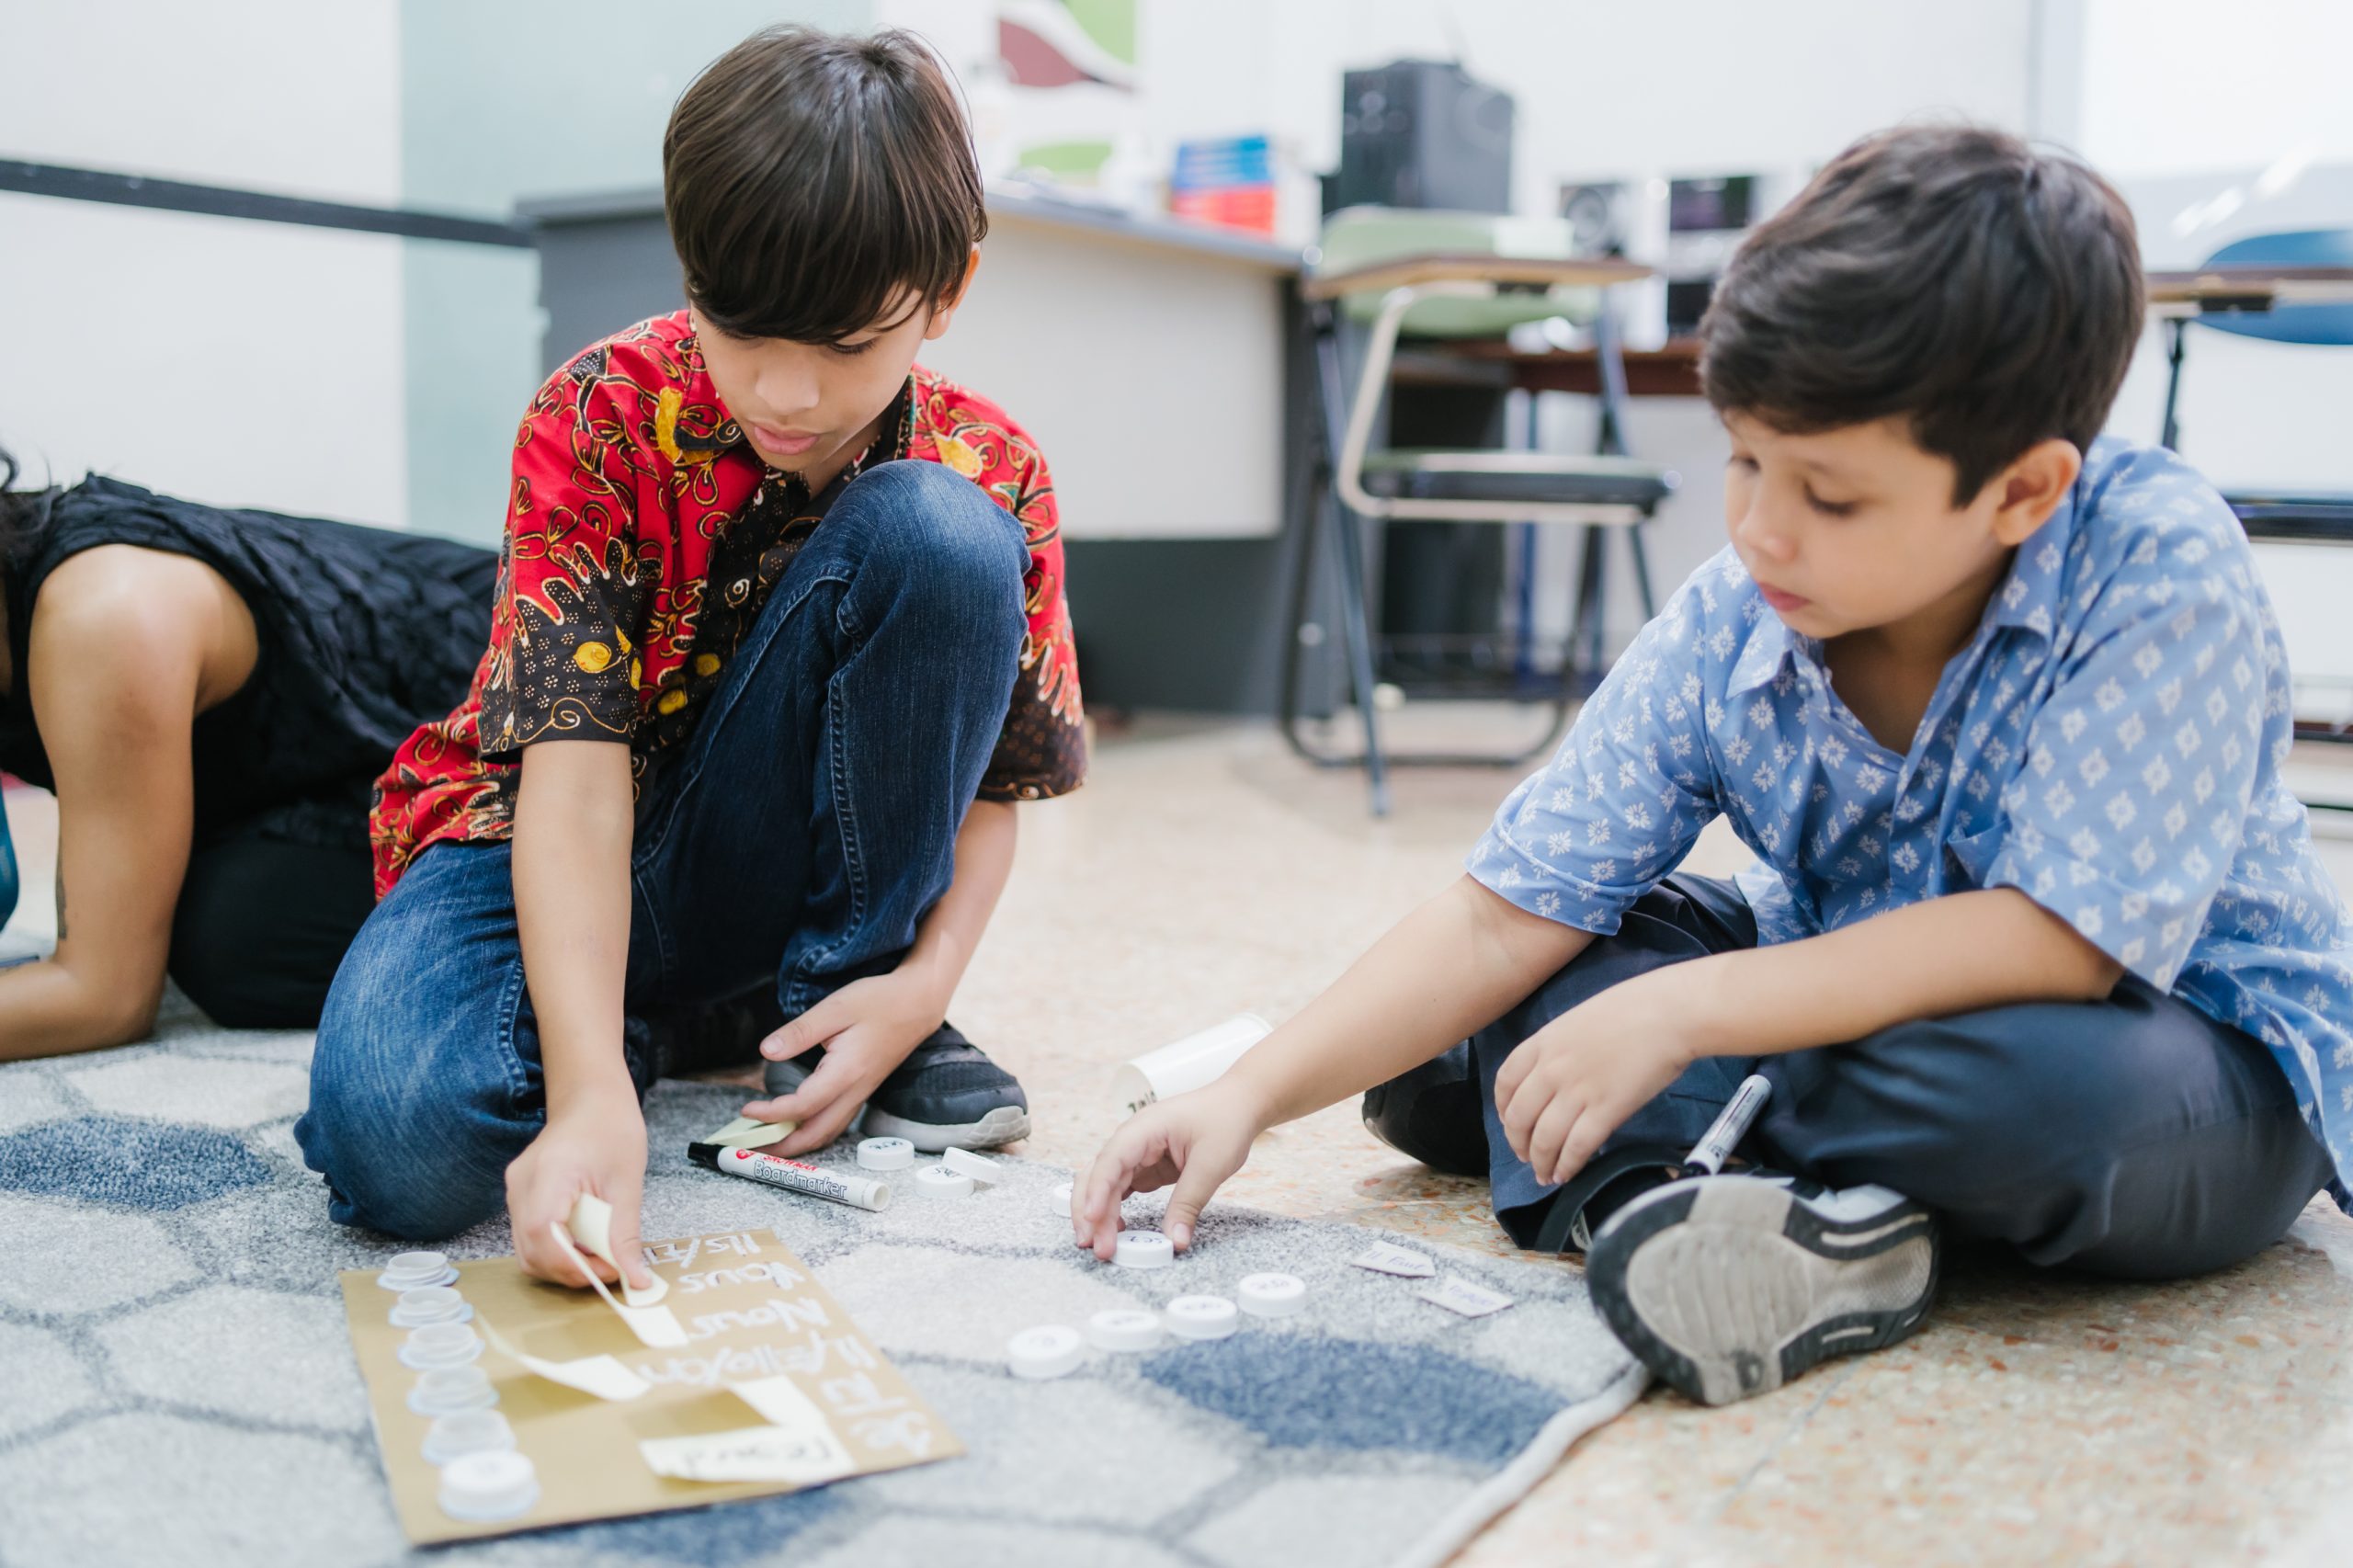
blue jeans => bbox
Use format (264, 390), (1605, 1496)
(295, 461), (1029, 1238)
(1471, 876), (2336, 1278)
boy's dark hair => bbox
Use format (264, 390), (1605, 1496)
(1699, 124), (2144, 504)
(663, 26), (985, 343)
(0, 446), (56, 560)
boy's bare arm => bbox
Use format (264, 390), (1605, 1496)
(1495, 887), (2122, 1183)
(506, 739), (652, 1290)
(1076, 875), (1591, 1254)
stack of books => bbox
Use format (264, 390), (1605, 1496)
(1169, 135), (1277, 235)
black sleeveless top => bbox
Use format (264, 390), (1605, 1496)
(0, 476), (497, 848)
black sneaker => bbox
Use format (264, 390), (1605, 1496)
(763, 1021), (1029, 1153)
(1586, 1172), (1939, 1406)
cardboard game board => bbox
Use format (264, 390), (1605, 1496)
(340, 1226), (960, 1544)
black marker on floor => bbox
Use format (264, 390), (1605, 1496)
(1682, 1074), (1772, 1177)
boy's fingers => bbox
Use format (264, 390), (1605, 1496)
(1526, 1089), (1585, 1187)
(742, 1051), (859, 1127)
(1552, 1108), (1610, 1188)
(1497, 1072), (1542, 1162)
(1493, 1038), (1535, 1110)
(774, 1095), (863, 1159)
(1162, 1159), (1222, 1252)
(759, 994), (846, 1062)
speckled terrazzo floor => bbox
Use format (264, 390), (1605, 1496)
(7, 712), (2349, 1565)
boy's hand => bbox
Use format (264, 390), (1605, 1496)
(506, 1085), (654, 1291)
(1495, 970), (1701, 1187)
(1073, 1079), (1266, 1258)
(742, 971), (948, 1157)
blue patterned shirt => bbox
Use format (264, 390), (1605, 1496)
(1470, 438), (2352, 1206)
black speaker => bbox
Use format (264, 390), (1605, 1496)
(1332, 60), (1513, 214)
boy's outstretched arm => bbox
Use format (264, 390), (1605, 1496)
(1074, 874), (1593, 1256)
(743, 799), (1018, 1154)
(507, 739), (654, 1293)
(1495, 886), (2122, 1186)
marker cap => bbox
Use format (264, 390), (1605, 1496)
(377, 1251), (458, 1292)
(941, 1147), (1004, 1184)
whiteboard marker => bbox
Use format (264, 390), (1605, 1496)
(1682, 1074), (1772, 1177)
(688, 1142), (893, 1212)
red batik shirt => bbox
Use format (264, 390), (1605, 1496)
(369, 311), (1085, 895)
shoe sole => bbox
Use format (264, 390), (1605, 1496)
(1586, 1178), (1938, 1406)
(859, 1103), (1030, 1154)
(763, 1062), (1029, 1154)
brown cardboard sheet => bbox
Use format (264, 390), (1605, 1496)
(340, 1227), (959, 1544)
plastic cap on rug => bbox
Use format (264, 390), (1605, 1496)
(437, 1450), (540, 1522)
(913, 1165), (975, 1199)
(1007, 1324), (1085, 1380)
(1239, 1273), (1306, 1317)
(941, 1147), (1004, 1184)
(857, 1137), (915, 1172)
(1165, 1296), (1239, 1340)
(1113, 1231), (1174, 1269)
(1086, 1309), (1164, 1352)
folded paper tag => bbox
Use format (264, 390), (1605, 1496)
(639, 1424), (856, 1486)
(729, 1374), (833, 1433)
(550, 1220), (689, 1346)
(479, 1317), (651, 1401)
(567, 1194), (668, 1308)
(707, 1115), (794, 1151)
(1350, 1241), (1438, 1278)
(1415, 1274), (1516, 1318)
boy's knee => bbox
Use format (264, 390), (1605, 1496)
(837, 461), (1026, 624)
(301, 954), (516, 1241)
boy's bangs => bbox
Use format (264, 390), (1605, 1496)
(665, 27), (986, 346)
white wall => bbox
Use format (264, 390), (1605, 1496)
(0, 1), (409, 528)
(2076, 0), (2353, 177)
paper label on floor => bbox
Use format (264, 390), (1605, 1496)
(639, 1424), (856, 1484)
(566, 1195), (669, 1307)
(1350, 1241), (1437, 1278)
(1415, 1275), (1516, 1317)
(709, 1115), (795, 1150)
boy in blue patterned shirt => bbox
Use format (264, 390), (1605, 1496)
(1072, 125), (2350, 1405)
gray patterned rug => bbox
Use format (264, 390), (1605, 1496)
(0, 998), (1643, 1568)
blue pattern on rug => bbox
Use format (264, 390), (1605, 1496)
(557, 1483), (845, 1564)
(0, 1115), (271, 1209)
(1142, 1335), (1564, 1466)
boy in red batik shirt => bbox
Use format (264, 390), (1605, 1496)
(296, 26), (1084, 1290)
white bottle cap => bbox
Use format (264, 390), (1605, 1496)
(420, 1407), (517, 1467)
(1238, 1273), (1307, 1318)
(1165, 1294), (1240, 1340)
(1048, 1182), (1074, 1216)
(1006, 1324), (1086, 1380)
(913, 1165), (975, 1199)
(941, 1146), (1005, 1184)
(436, 1449), (540, 1523)
(1086, 1308), (1164, 1352)
(389, 1285), (472, 1329)
(1112, 1231), (1174, 1270)
(857, 1136), (915, 1172)
(376, 1251), (458, 1292)
(400, 1322), (486, 1371)
(407, 1364), (499, 1417)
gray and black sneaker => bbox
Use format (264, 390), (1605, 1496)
(1586, 1173), (1939, 1406)
(763, 1022), (1030, 1153)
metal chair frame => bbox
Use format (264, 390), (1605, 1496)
(1279, 272), (1666, 814)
